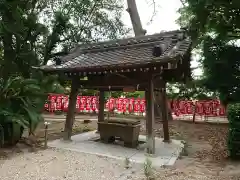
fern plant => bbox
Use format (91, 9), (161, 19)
(0, 74), (61, 146)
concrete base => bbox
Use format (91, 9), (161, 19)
(48, 131), (184, 167)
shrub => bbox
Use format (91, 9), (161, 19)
(0, 74), (62, 147)
(227, 103), (240, 159)
(0, 77), (45, 146)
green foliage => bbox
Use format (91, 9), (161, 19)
(227, 103), (240, 159)
(0, 0), (49, 78)
(0, 77), (44, 146)
(202, 37), (240, 104)
(178, 1), (240, 160)
(0, 0), (128, 147)
(41, 0), (129, 51)
(105, 91), (144, 99)
(178, 0), (240, 104)
(0, 0), (128, 77)
(0, 74), (63, 146)
(167, 80), (217, 100)
(178, 0), (240, 44)
(43, 11), (71, 65)
(80, 89), (98, 96)
(123, 91), (144, 98)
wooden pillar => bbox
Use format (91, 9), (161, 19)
(97, 90), (105, 131)
(63, 77), (79, 141)
(161, 82), (170, 142)
(145, 78), (155, 154)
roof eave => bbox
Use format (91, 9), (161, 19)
(32, 54), (183, 74)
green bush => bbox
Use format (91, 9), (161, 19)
(227, 103), (240, 159)
(0, 74), (63, 147)
(0, 77), (45, 146)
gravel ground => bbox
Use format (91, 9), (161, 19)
(1, 148), (240, 180)
(0, 148), (143, 180)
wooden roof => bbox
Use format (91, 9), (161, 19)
(36, 30), (191, 75)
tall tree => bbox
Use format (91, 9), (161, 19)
(0, 0), (128, 79)
(0, 0), (129, 143)
(126, 0), (173, 120)
(178, 0), (240, 104)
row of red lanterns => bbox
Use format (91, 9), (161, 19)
(45, 94), (226, 116)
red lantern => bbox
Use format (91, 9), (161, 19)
(128, 98), (135, 113)
(134, 98), (141, 113)
(85, 96), (92, 112)
(76, 96), (81, 112)
(122, 98), (129, 112)
(185, 101), (194, 114)
(91, 96), (98, 112)
(49, 94), (57, 112)
(117, 98), (123, 112)
(140, 99), (146, 113)
(203, 101), (212, 116)
(56, 95), (63, 111)
(79, 96), (86, 111)
(172, 100), (180, 116)
(211, 100), (220, 116)
(179, 100), (187, 115)
(62, 95), (69, 112)
(196, 101), (204, 115)
(219, 105), (226, 116)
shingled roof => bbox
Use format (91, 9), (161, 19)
(37, 30), (191, 74)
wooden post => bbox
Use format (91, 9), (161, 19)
(145, 78), (155, 154)
(63, 77), (79, 141)
(192, 101), (197, 123)
(97, 90), (105, 132)
(161, 83), (170, 142)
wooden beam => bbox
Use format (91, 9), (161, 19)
(97, 90), (105, 132)
(79, 77), (164, 90)
(63, 77), (79, 140)
(161, 82), (170, 142)
(79, 86), (165, 92)
(85, 73), (149, 87)
(79, 80), (142, 87)
(145, 77), (155, 154)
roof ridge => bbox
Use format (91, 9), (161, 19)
(72, 29), (185, 52)
(81, 38), (174, 54)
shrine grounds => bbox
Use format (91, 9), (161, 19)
(1, 114), (240, 180)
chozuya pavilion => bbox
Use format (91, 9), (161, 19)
(35, 29), (192, 154)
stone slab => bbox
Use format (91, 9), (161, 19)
(48, 131), (183, 167)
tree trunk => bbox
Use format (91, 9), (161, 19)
(126, 0), (146, 36)
(126, 0), (173, 121)
(192, 102), (197, 123)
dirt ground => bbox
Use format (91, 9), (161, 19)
(0, 120), (98, 158)
(145, 121), (229, 161)
(144, 121), (240, 179)
(34, 120), (97, 141)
